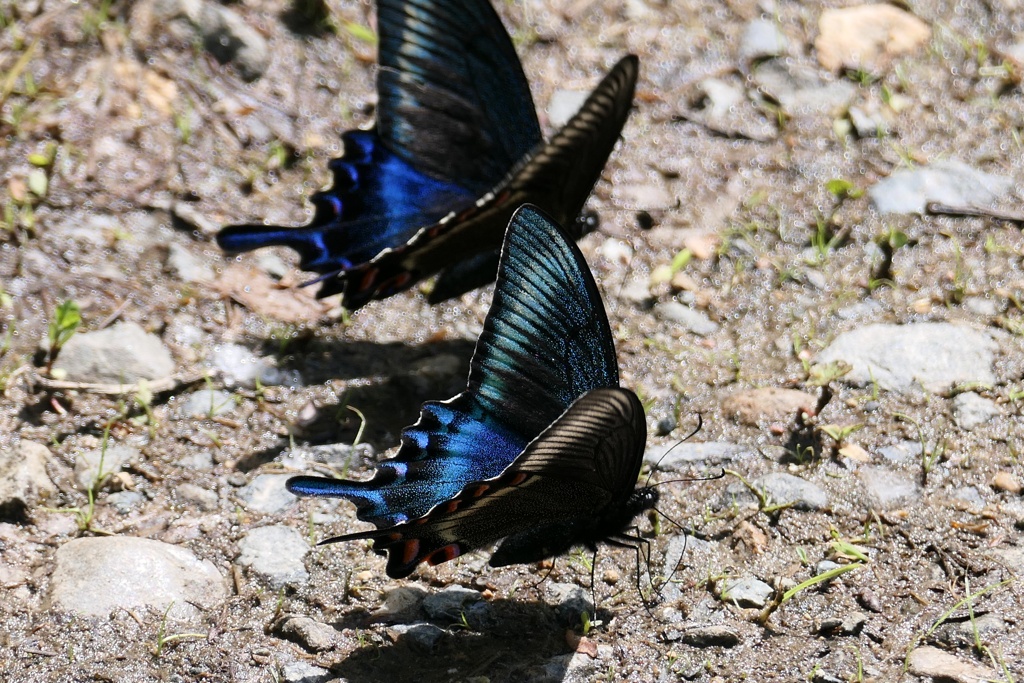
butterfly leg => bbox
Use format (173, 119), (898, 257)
(606, 527), (659, 608)
(527, 559), (558, 592)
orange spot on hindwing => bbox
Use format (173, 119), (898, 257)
(400, 539), (420, 565)
(426, 544), (462, 566)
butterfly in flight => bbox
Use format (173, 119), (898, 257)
(287, 205), (657, 579)
(216, 0), (638, 310)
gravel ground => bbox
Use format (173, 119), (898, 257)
(1, 1), (1023, 682)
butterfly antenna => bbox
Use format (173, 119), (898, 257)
(651, 468), (727, 490)
(643, 413), (704, 487)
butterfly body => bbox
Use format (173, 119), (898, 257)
(216, 0), (638, 308)
(288, 206), (654, 579)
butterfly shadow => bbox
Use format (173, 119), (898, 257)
(295, 336), (475, 441)
(327, 595), (601, 683)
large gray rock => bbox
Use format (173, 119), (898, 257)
(817, 323), (997, 394)
(0, 441), (56, 519)
(53, 322), (175, 384)
(46, 537), (226, 619)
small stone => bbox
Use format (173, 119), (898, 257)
(868, 160), (1014, 215)
(739, 18), (788, 61)
(818, 612), (867, 636)
(952, 392), (1000, 431)
(106, 490), (145, 514)
(373, 584), (428, 621)
(422, 585), (483, 621)
(0, 441), (56, 519)
(856, 588), (883, 613)
(751, 472), (829, 511)
(548, 89), (590, 128)
(211, 343), (302, 388)
(618, 280), (654, 308)
(963, 297), (1000, 317)
(279, 660), (331, 683)
(53, 322), (176, 384)
(1006, 39), (1024, 66)
(644, 441), (754, 469)
(699, 78), (745, 121)
(933, 614), (1006, 650)
(816, 323), (997, 394)
(180, 388), (235, 418)
(681, 624), (741, 648)
(848, 103), (892, 137)
(752, 60), (857, 113)
(388, 623), (444, 652)
(236, 525), (309, 589)
(837, 443), (872, 463)
(878, 440), (920, 463)
(611, 183), (675, 211)
(167, 243), (214, 282)
(46, 536), (226, 619)
(545, 583), (595, 624)
(717, 577), (773, 608)
(816, 5), (931, 72)
(653, 414), (677, 436)
(177, 483), (219, 511)
(257, 252), (291, 280)
(815, 560), (842, 575)
(991, 471), (1022, 494)
(721, 387), (817, 426)
(276, 615), (337, 652)
(237, 474), (297, 513)
(859, 466), (920, 509)
(74, 444), (137, 491)
(908, 645), (998, 683)
(597, 238), (633, 265)
(654, 302), (719, 336)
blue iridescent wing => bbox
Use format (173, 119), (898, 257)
(336, 55), (639, 307)
(287, 205), (620, 526)
(319, 387), (648, 579)
(217, 0), (541, 290)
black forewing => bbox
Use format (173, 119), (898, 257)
(501, 54), (639, 235)
(468, 204), (620, 436)
(376, 0), (541, 192)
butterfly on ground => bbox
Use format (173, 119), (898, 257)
(287, 205), (658, 579)
(216, 0), (638, 310)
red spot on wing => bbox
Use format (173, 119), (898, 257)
(356, 266), (379, 292)
(400, 539), (420, 565)
(425, 544), (463, 566)
(506, 472), (529, 486)
(471, 485), (490, 498)
(444, 500), (461, 513)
